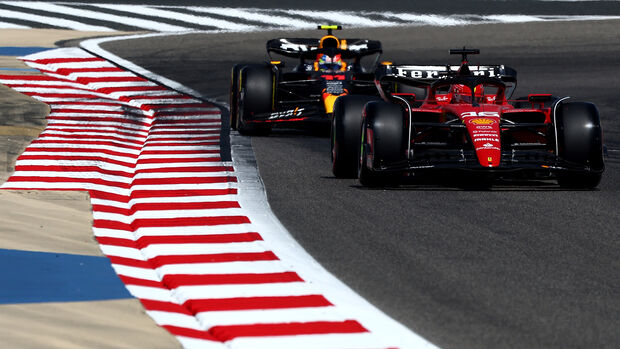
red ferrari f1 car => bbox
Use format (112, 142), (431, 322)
(331, 48), (605, 188)
(230, 25), (382, 135)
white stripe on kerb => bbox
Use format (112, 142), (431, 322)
(147, 311), (204, 330)
(126, 285), (176, 302)
(156, 261), (291, 276)
(172, 282), (314, 303)
(195, 307), (344, 327)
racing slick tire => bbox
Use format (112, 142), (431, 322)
(554, 101), (604, 189)
(331, 95), (380, 178)
(229, 64), (246, 131)
(237, 64), (274, 135)
(358, 101), (406, 187)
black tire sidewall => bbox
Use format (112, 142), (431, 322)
(332, 95), (380, 178)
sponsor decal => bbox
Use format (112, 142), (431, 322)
(473, 137), (500, 142)
(479, 143), (500, 150)
(348, 43), (369, 51)
(268, 107), (304, 120)
(472, 133), (499, 137)
(279, 39), (310, 51)
(461, 111), (500, 118)
(484, 95), (497, 103)
(325, 80), (344, 94)
(395, 65), (499, 79)
(468, 118), (497, 125)
(398, 69), (441, 79)
(436, 95), (450, 102)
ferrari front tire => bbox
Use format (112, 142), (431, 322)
(358, 101), (406, 187)
(554, 101), (604, 189)
(331, 95), (380, 178)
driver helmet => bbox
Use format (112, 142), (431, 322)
(319, 35), (340, 49)
(451, 84), (472, 103)
(317, 53), (344, 72)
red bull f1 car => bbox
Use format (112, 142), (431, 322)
(331, 48), (605, 189)
(230, 25), (382, 135)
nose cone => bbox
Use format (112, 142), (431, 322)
(465, 117), (501, 167)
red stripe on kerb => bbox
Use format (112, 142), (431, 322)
(130, 177), (236, 185)
(99, 232), (262, 248)
(118, 275), (166, 288)
(139, 149), (220, 155)
(143, 137), (219, 143)
(148, 130), (219, 136)
(7, 176), (130, 188)
(141, 103), (207, 110)
(51, 107), (146, 115)
(209, 320), (368, 340)
(108, 255), (151, 268)
(48, 118), (149, 127)
(149, 252), (278, 267)
(135, 166), (233, 173)
(143, 141), (220, 147)
(127, 188), (238, 198)
(14, 165), (133, 178)
(122, 94), (193, 100)
(161, 326), (217, 341)
(0, 74), (62, 81)
(136, 157), (221, 164)
(93, 201), (241, 214)
(25, 147), (139, 159)
(163, 272), (303, 287)
(44, 127), (145, 138)
(37, 134), (144, 145)
(24, 57), (105, 64)
(24, 93), (108, 99)
(30, 139), (143, 151)
(16, 155), (136, 168)
(141, 300), (194, 315)
(55, 67), (124, 74)
(75, 77), (147, 83)
(93, 216), (251, 229)
(185, 295), (333, 312)
(98, 86), (167, 93)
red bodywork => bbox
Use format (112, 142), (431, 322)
(406, 81), (553, 169)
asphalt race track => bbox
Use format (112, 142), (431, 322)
(101, 18), (620, 349)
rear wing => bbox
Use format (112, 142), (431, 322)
(267, 38), (382, 59)
(376, 64), (517, 82)
(375, 64), (518, 99)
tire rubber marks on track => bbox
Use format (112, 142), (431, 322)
(0, 47), (428, 348)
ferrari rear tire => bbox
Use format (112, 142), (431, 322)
(331, 95), (380, 178)
(237, 64), (273, 135)
(554, 101), (604, 189)
(358, 101), (406, 187)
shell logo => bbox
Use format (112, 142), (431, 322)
(470, 118), (496, 125)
